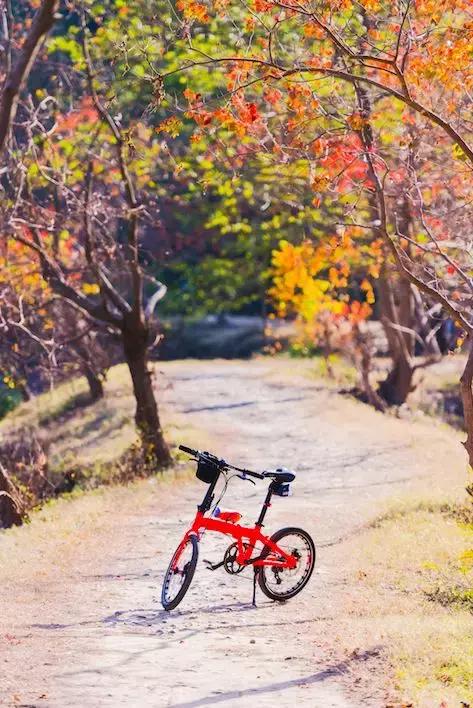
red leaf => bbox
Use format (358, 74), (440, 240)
(248, 103), (259, 122)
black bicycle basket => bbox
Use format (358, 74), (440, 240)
(196, 458), (220, 484)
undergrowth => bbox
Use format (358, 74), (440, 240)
(0, 364), (196, 528)
(358, 496), (473, 705)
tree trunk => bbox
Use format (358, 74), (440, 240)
(355, 83), (418, 408)
(321, 320), (335, 379)
(354, 325), (386, 412)
(0, 464), (23, 528)
(378, 355), (415, 406)
(460, 337), (473, 475)
(122, 322), (171, 468)
(70, 338), (105, 402)
(377, 271), (416, 406)
(82, 364), (104, 401)
(0, 0), (58, 154)
(18, 382), (33, 402)
(412, 288), (442, 357)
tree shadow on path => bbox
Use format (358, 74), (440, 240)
(167, 647), (382, 708)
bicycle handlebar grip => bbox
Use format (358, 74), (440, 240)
(241, 468), (265, 480)
(179, 444), (198, 456)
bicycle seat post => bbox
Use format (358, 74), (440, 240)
(255, 483), (274, 528)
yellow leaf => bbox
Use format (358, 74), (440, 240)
(82, 282), (100, 295)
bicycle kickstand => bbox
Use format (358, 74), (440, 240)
(252, 567), (259, 607)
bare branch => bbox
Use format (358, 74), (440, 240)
(166, 55), (473, 164)
(144, 281), (167, 320)
(0, 0), (58, 156)
(80, 10), (143, 323)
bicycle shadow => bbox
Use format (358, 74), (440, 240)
(102, 603), (332, 635)
(103, 601), (256, 627)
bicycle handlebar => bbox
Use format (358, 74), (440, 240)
(233, 467), (265, 480)
(179, 444), (264, 480)
(179, 444), (199, 456)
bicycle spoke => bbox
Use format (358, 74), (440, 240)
(260, 530), (315, 599)
(162, 538), (197, 608)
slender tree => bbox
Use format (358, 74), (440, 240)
(0, 0), (58, 155)
(2, 8), (172, 466)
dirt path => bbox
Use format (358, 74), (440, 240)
(1, 359), (465, 707)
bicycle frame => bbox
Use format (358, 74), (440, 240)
(184, 511), (298, 569)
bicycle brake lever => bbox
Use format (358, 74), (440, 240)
(238, 474), (256, 485)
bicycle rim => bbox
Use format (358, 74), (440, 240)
(259, 527), (315, 601)
(161, 535), (199, 610)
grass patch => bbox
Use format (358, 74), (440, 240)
(0, 460), (194, 585)
(350, 497), (473, 705)
(0, 364), (137, 471)
(369, 499), (473, 528)
(0, 363), (207, 525)
(283, 351), (358, 388)
(313, 353), (358, 387)
(393, 618), (473, 706)
(426, 586), (473, 612)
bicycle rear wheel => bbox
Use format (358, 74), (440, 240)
(161, 534), (199, 610)
(258, 527), (315, 601)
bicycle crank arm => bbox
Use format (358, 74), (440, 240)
(203, 559), (225, 571)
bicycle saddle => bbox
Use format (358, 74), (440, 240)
(265, 468), (296, 483)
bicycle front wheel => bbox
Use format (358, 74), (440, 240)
(258, 527), (315, 602)
(161, 534), (199, 610)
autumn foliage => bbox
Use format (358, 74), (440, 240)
(2, 0), (473, 463)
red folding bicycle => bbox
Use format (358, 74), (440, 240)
(161, 445), (316, 610)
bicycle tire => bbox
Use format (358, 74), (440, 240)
(161, 534), (199, 610)
(258, 527), (315, 601)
